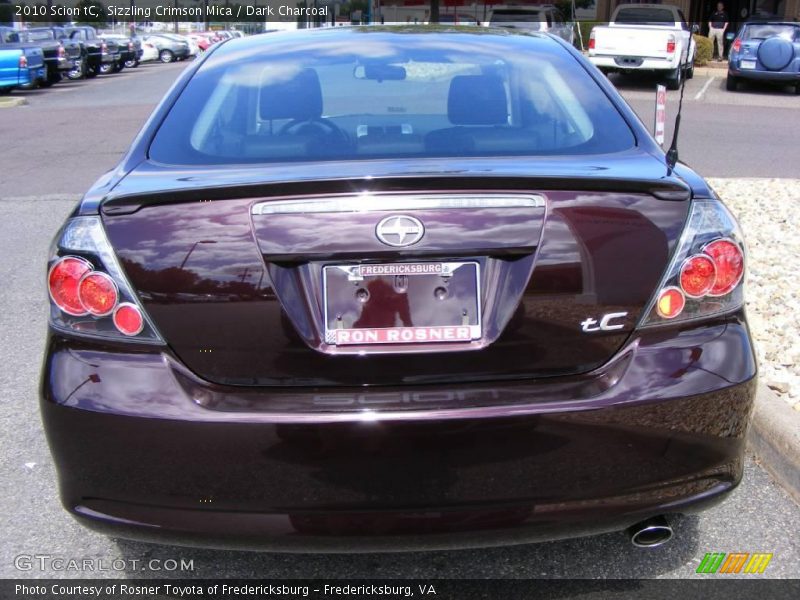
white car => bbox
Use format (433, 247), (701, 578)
(140, 40), (159, 63)
(588, 3), (696, 89)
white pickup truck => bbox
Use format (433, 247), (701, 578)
(588, 3), (697, 90)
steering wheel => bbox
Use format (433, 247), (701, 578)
(278, 118), (348, 143)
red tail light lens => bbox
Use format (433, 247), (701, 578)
(58, 45), (66, 58)
(78, 272), (118, 316)
(679, 254), (717, 298)
(666, 37), (676, 54)
(19, 55), (28, 68)
(113, 303), (144, 336)
(732, 38), (742, 52)
(48, 257), (92, 316)
(656, 287), (685, 319)
(704, 239), (744, 296)
(101, 42), (108, 53)
(588, 33), (595, 50)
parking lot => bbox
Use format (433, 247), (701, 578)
(1, 57), (799, 580)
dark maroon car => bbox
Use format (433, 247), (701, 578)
(41, 27), (756, 551)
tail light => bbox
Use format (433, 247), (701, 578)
(639, 198), (745, 327)
(128, 42), (134, 51)
(666, 35), (676, 54)
(656, 287), (685, 319)
(101, 42), (108, 54)
(47, 217), (163, 343)
(588, 31), (596, 51)
(679, 254), (716, 297)
(19, 55), (28, 68)
(58, 45), (66, 58)
(732, 38), (742, 53)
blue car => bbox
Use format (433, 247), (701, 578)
(727, 22), (800, 94)
(0, 28), (46, 93)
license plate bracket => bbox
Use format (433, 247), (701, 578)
(323, 262), (481, 346)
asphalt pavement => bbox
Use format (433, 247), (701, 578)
(0, 60), (798, 580)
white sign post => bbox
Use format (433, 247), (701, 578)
(654, 85), (667, 146)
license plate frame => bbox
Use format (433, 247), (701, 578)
(740, 60), (756, 70)
(322, 261), (482, 346)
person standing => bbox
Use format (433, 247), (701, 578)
(708, 2), (729, 61)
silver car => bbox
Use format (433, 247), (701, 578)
(488, 5), (574, 44)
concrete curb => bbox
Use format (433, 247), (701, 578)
(747, 383), (800, 504)
(0, 96), (27, 108)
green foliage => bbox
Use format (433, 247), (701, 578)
(576, 21), (599, 50)
(693, 33), (713, 66)
(554, 0), (597, 17)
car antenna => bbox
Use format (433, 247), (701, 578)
(665, 64), (688, 174)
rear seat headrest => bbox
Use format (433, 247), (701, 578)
(260, 68), (323, 122)
(448, 75), (508, 125)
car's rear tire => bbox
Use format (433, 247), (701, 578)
(99, 62), (115, 75)
(666, 67), (682, 90)
(159, 49), (174, 63)
(124, 59), (139, 68)
(726, 75), (738, 91)
(85, 63), (99, 78)
(685, 60), (694, 80)
(113, 62), (124, 73)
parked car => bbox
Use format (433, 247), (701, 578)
(0, 27), (46, 92)
(178, 34), (201, 57)
(28, 26), (85, 81)
(427, 13), (480, 26)
(588, 3), (696, 89)
(142, 34), (191, 63)
(16, 28), (78, 86)
(139, 40), (159, 63)
(100, 33), (143, 69)
(63, 26), (119, 77)
(187, 32), (215, 52)
(727, 22), (800, 94)
(488, 5), (573, 43)
(42, 27), (755, 551)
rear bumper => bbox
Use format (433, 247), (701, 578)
(589, 54), (679, 72)
(45, 57), (73, 72)
(41, 312), (757, 551)
(728, 66), (800, 83)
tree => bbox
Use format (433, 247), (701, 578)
(430, 0), (438, 23)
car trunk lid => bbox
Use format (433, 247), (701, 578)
(100, 157), (690, 387)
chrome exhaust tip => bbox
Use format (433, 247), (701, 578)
(628, 516), (673, 548)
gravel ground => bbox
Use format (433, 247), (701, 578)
(709, 178), (800, 410)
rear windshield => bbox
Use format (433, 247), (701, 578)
(21, 30), (55, 42)
(490, 10), (544, 29)
(149, 31), (635, 166)
(743, 24), (799, 41)
(615, 8), (675, 24)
